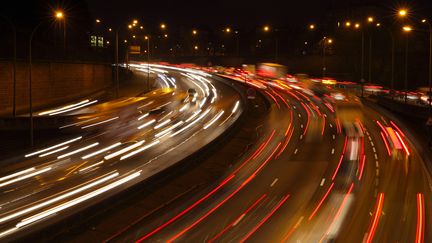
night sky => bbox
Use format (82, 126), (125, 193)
(85, 0), (431, 29)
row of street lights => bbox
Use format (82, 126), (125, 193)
(307, 8), (431, 106)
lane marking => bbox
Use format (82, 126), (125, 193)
(332, 135), (335, 140)
(372, 147), (376, 153)
(374, 154), (378, 160)
(294, 149), (298, 154)
(270, 178), (279, 187)
(320, 178), (326, 186)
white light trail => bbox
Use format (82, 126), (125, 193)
(81, 117), (119, 129)
(57, 143), (99, 159)
(25, 136), (82, 158)
(137, 113), (149, 121)
(0, 168), (36, 182)
(154, 119), (171, 129)
(138, 119), (156, 130)
(38, 100), (90, 116)
(79, 161), (104, 172)
(81, 142), (122, 159)
(59, 117), (100, 129)
(16, 171), (141, 228)
(170, 109), (211, 137)
(0, 172), (118, 223)
(104, 141), (144, 160)
(203, 110), (224, 129)
(120, 140), (160, 160)
(232, 100), (240, 113)
(39, 146), (69, 157)
(155, 121), (184, 138)
(0, 167), (51, 188)
(48, 100), (98, 116)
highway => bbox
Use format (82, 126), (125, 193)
(105, 74), (432, 243)
(0, 64), (244, 241)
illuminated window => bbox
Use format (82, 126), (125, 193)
(90, 36), (97, 47)
(97, 37), (104, 47)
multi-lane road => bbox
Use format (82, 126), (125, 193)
(0, 64), (431, 242)
(102, 72), (432, 243)
(0, 64), (243, 241)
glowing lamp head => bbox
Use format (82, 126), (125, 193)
(263, 26), (270, 32)
(403, 26), (412, 32)
(399, 9), (408, 17)
(345, 21), (351, 27)
(309, 24), (315, 30)
(367, 17), (374, 23)
(55, 11), (64, 19)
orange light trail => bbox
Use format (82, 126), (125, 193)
(308, 182), (335, 221)
(415, 193), (425, 243)
(365, 193), (384, 243)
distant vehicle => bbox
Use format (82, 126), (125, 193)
(334, 98), (363, 124)
(186, 88), (198, 104)
(256, 63), (287, 79)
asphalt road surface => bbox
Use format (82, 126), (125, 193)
(107, 75), (432, 243)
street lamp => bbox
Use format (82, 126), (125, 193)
(309, 24), (315, 30)
(367, 17), (374, 23)
(420, 19), (432, 110)
(192, 29), (197, 35)
(225, 27), (231, 33)
(28, 10), (64, 146)
(403, 26), (413, 32)
(263, 25), (270, 32)
(160, 23), (166, 30)
(403, 25), (412, 103)
(399, 9), (408, 17)
(345, 21), (351, 27)
(144, 35), (151, 91)
(355, 23), (361, 29)
(322, 37), (333, 77)
(96, 19), (101, 23)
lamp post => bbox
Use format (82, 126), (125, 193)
(28, 11), (64, 146)
(114, 20), (139, 98)
(145, 35), (150, 91)
(322, 37), (333, 78)
(263, 25), (279, 62)
(398, 8), (432, 109)
(403, 25), (412, 103)
(379, 24), (395, 99)
(0, 16), (17, 117)
(421, 19), (432, 111)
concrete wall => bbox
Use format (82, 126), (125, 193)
(0, 61), (113, 116)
